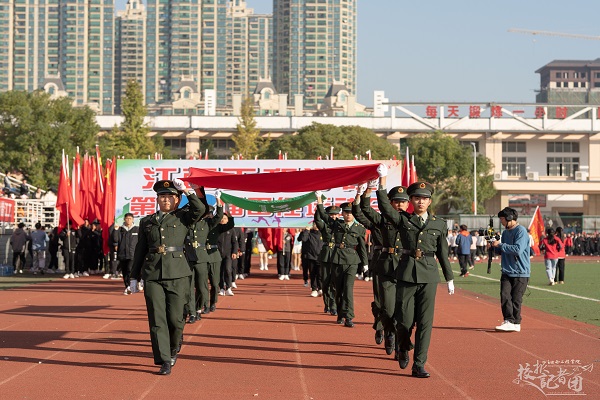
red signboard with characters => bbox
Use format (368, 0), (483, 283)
(0, 197), (15, 223)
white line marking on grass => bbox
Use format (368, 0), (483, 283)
(452, 269), (600, 302)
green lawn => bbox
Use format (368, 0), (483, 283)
(447, 259), (600, 327)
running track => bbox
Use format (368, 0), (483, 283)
(0, 266), (598, 399)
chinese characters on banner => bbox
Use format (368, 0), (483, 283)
(423, 105), (576, 119)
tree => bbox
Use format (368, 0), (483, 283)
(0, 90), (98, 189)
(99, 79), (169, 159)
(263, 122), (400, 160)
(231, 97), (260, 159)
(407, 131), (496, 214)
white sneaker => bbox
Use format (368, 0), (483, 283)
(226, 288), (234, 296)
(219, 289), (225, 296)
(82, 271), (89, 277)
(231, 282), (237, 289)
(310, 290), (318, 297)
(103, 273), (111, 279)
(63, 273), (70, 279)
(124, 287), (132, 295)
(495, 321), (517, 332)
(514, 324), (521, 332)
(278, 275), (285, 280)
(69, 273), (75, 279)
(264, 266), (269, 270)
(284, 275), (290, 280)
(235, 274), (239, 279)
(318, 289), (323, 296)
(259, 266), (265, 271)
(18, 269), (23, 274)
(238, 274), (245, 280)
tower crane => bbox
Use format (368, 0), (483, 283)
(508, 28), (600, 41)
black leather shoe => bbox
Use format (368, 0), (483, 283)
(158, 362), (171, 375)
(187, 314), (197, 324)
(411, 365), (430, 378)
(344, 318), (354, 328)
(399, 351), (409, 369)
(170, 354), (177, 366)
(330, 310), (338, 316)
(209, 304), (216, 312)
(384, 333), (395, 355)
(177, 335), (183, 354)
(324, 306), (330, 313)
(336, 315), (344, 324)
(375, 330), (384, 345)
(202, 307), (211, 314)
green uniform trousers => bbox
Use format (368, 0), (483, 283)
(379, 275), (397, 335)
(332, 263), (358, 319)
(371, 272), (383, 331)
(144, 277), (190, 365)
(207, 261), (220, 308)
(321, 261), (336, 312)
(396, 281), (437, 368)
(189, 261), (209, 311)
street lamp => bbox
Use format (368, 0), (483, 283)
(470, 142), (477, 215)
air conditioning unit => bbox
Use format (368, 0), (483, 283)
(526, 171), (539, 181)
(493, 170), (509, 180)
(575, 171), (589, 181)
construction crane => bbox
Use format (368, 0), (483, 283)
(508, 28), (600, 41)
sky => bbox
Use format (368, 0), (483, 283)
(115, 0), (600, 106)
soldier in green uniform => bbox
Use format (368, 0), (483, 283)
(376, 164), (454, 378)
(184, 191), (225, 322)
(353, 181), (409, 358)
(205, 206), (235, 312)
(131, 179), (205, 376)
(314, 204), (340, 315)
(315, 193), (368, 328)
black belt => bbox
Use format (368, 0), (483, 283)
(401, 249), (435, 258)
(199, 244), (219, 250)
(334, 243), (357, 250)
(149, 245), (184, 254)
(372, 245), (383, 250)
(381, 247), (399, 254)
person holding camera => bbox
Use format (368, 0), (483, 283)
(490, 207), (530, 332)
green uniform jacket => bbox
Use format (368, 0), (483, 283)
(186, 206), (224, 263)
(354, 194), (401, 278)
(377, 189), (454, 284)
(314, 205), (334, 263)
(131, 193), (205, 281)
(317, 204), (368, 266)
(205, 214), (235, 263)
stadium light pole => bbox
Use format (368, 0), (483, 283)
(471, 142), (477, 215)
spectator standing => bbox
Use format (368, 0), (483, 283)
(554, 227), (567, 284)
(299, 222), (323, 295)
(30, 222), (49, 274)
(118, 213), (139, 295)
(217, 214), (238, 296)
(277, 228), (294, 280)
(491, 207), (530, 332)
(455, 225), (472, 277)
(60, 221), (79, 279)
(540, 228), (563, 286)
(47, 227), (60, 273)
(10, 222), (29, 273)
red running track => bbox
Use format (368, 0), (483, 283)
(0, 265), (598, 399)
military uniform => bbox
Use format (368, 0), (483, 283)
(318, 202), (368, 326)
(377, 181), (453, 376)
(184, 205), (223, 320)
(207, 213), (234, 309)
(314, 205), (340, 314)
(354, 186), (408, 353)
(131, 180), (205, 369)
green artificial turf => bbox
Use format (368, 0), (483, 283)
(447, 259), (600, 327)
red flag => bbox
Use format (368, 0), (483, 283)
(401, 147), (410, 187)
(56, 152), (70, 231)
(100, 157), (117, 255)
(528, 206), (545, 256)
(410, 155), (417, 184)
(278, 150), (283, 160)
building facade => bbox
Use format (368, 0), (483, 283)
(0, 0), (114, 114)
(272, 0), (357, 110)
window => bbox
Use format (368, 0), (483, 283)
(547, 157), (579, 177)
(547, 142), (580, 153)
(502, 157), (526, 176)
(502, 141), (526, 152)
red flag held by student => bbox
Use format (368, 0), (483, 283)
(101, 157), (117, 255)
(528, 206), (545, 256)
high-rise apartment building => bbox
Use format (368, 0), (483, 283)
(0, 0), (114, 114)
(144, 0), (203, 108)
(224, 0), (272, 108)
(273, 0), (357, 109)
(115, 0), (146, 114)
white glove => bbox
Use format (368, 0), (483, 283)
(130, 279), (139, 294)
(187, 188), (196, 196)
(377, 163), (388, 177)
(447, 280), (454, 295)
(368, 179), (379, 189)
(357, 183), (367, 196)
(214, 190), (221, 200)
(315, 190), (323, 199)
(172, 178), (186, 191)
(363, 264), (369, 272)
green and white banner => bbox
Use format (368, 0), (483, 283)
(115, 159), (401, 228)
